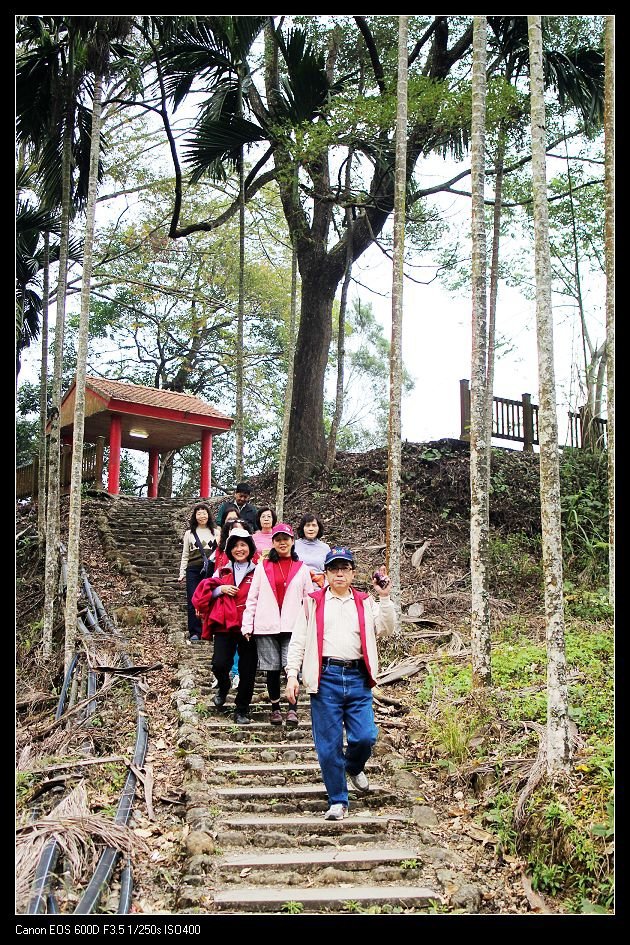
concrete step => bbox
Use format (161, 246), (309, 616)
(213, 883), (441, 913)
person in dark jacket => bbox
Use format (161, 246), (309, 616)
(192, 528), (258, 724)
(216, 482), (258, 533)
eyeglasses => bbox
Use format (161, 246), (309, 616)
(327, 565), (353, 573)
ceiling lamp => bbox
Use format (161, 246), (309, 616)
(129, 428), (149, 439)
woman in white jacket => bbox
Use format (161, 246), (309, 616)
(242, 523), (314, 727)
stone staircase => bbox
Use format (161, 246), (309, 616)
(97, 496), (482, 915)
(97, 495), (218, 617)
(175, 649), (448, 915)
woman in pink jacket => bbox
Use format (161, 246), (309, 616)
(242, 523), (314, 727)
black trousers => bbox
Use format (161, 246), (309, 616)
(185, 566), (205, 637)
(212, 633), (257, 710)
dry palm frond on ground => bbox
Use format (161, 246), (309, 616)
(15, 780), (147, 912)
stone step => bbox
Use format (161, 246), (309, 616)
(214, 812), (411, 849)
(208, 742), (316, 755)
(207, 746), (318, 764)
(213, 883), (441, 913)
(218, 812), (408, 831)
(216, 847), (424, 884)
(212, 783), (390, 799)
(201, 724), (312, 742)
(220, 846), (420, 869)
(213, 762), (322, 775)
(210, 783), (393, 814)
(208, 762), (323, 786)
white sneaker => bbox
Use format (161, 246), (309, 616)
(324, 803), (348, 821)
(347, 770), (369, 792)
(231, 674), (240, 689)
(211, 677), (219, 689)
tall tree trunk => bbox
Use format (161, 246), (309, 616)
(326, 152), (355, 470)
(469, 15), (491, 688)
(487, 125), (507, 432)
(561, 117), (600, 449)
(37, 232), (50, 551)
(275, 231), (299, 521)
(235, 110), (245, 481)
(64, 68), (104, 673)
(286, 263), (339, 486)
(43, 41), (75, 658)
(604, 15), (614, 605)
(385, 15), (408, 626)
(158, 451), (174, 497)
(528, 15), (571, 774)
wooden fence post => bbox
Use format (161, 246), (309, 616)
(522, 393), (534, 452)
(460, 379), (471, 441)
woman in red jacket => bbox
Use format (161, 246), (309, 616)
(192, 528), (258, 725)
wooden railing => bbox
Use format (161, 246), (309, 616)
(460, 380), (607, 451)
(16, 437), (106, 500)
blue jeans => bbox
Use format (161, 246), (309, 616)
(310, 663), (378, 807)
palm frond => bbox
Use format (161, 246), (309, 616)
(274, 27), (346, 125)
(543, 47), (604, 130)
(487, 16), (604, 131)
(184, 114), (267, 182)
(15, 781), (148, 913)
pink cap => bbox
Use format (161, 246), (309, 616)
(271, 522), (294, 538)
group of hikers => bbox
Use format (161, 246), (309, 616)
(177, 482), (394, 821)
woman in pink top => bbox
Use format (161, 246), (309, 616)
(242, 523), (314, 727)
(251, 506), (277, 554)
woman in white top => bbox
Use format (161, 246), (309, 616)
(294, 513), (331, 588)
(178, 503), (216, 641)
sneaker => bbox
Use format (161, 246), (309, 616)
(213, 692), (228, 708)
(285, 708), (298, 728)
(231, 674), (240, 690)
(347, 769), (369, 792)
(234, 709), (251, 725)
(210, 677), (219, 689)
(270, 709), (283, 726)
(189, 634), (201, 643)
(324, 803), (348, 821)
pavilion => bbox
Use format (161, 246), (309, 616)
(55, 376), (233, 497)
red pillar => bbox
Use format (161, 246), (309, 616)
(148, 448), (159, 498)
(108, 414), (122, 495)
(200, 430), (212, 498)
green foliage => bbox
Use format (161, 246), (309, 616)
(280, 900), (304, 914)
(400, 858), (419, 870)
(488, 533), (543, 597)
(563, 585), (612, 620)
(522, 785), (614, 910)
(559, 449), (609, 584)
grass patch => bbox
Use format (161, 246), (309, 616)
(408, 615), (614, 912)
